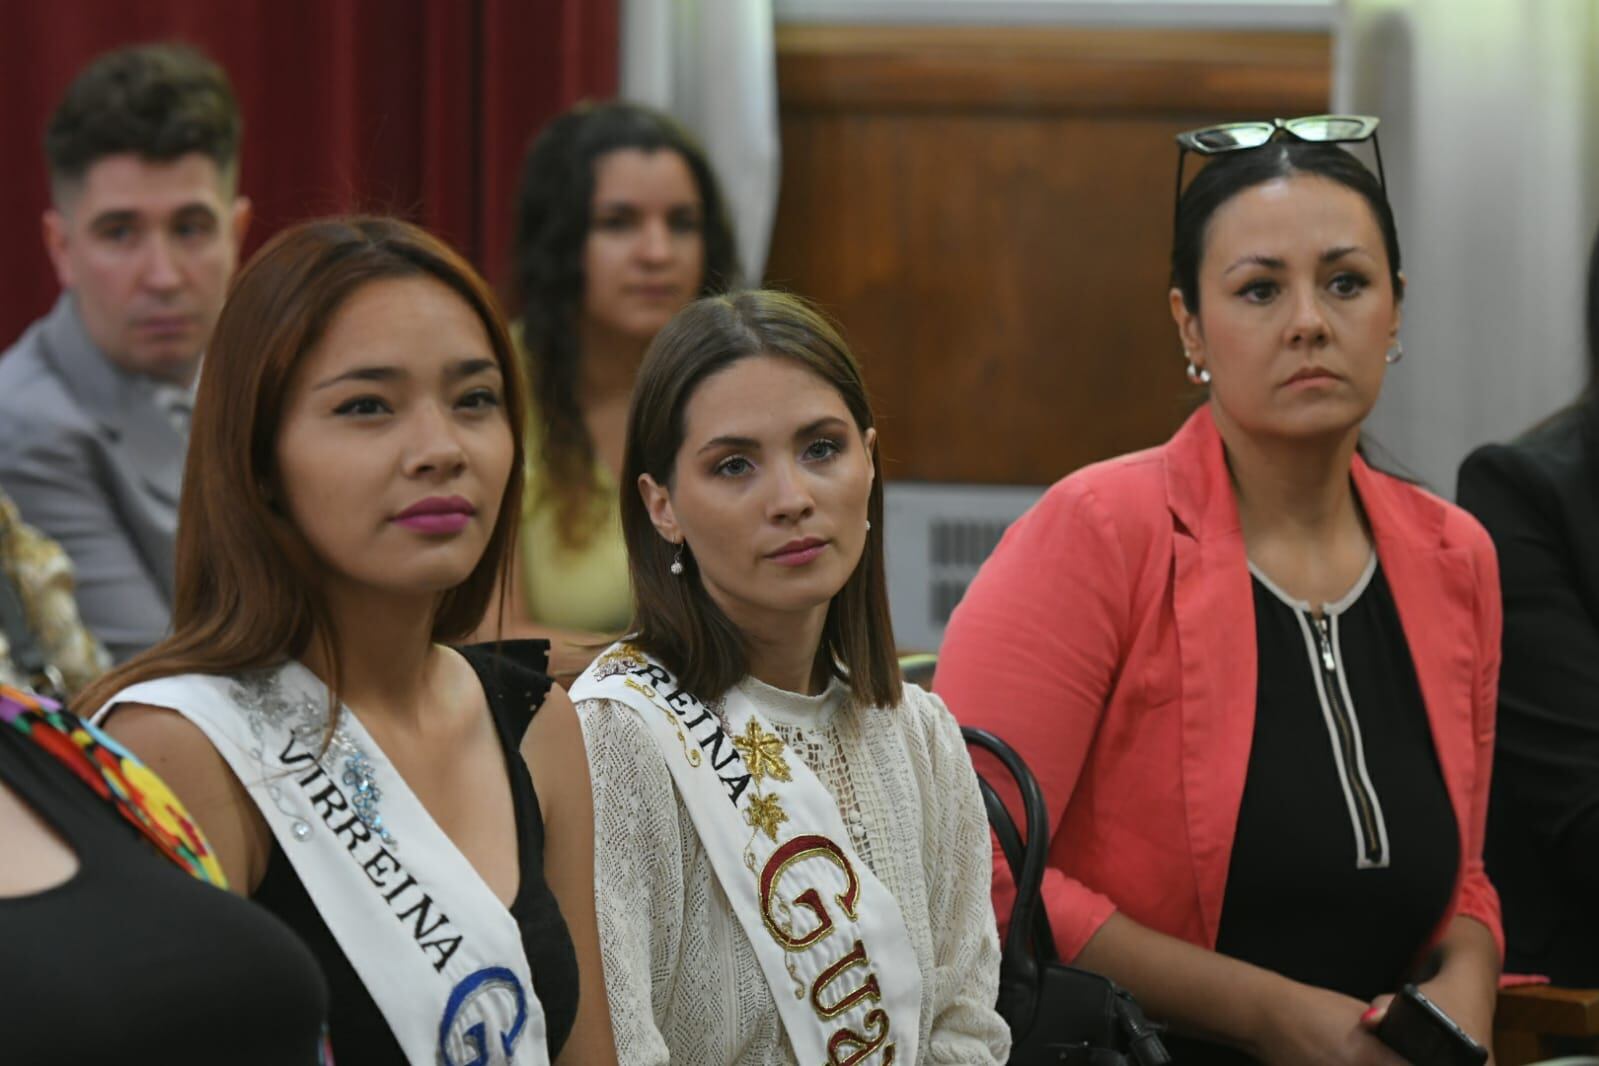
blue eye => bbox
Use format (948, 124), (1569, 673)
(803, 438), (842, 462)
(715, 456), (753, 477)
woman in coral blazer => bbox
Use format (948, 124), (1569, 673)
(937, 129), (1501, 1066)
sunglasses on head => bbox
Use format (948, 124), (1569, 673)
(1173, 114), (1385, 230)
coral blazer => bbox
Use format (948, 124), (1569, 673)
(935, 407), (1504, 964)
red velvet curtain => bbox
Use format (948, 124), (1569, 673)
(0, 0), (618, 345)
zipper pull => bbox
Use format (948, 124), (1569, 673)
(1315, 615), (1336, 671)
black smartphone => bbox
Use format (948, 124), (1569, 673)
(1374, 984), (1488, 1066)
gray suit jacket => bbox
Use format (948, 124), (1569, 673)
(0, 295), (185, 661)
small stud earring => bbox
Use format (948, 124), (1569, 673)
(1385, 340), (1404, 365)
(865, 519), (872, 532)
(1184, 350), (1211, 386)
(669, 543), (685, 576)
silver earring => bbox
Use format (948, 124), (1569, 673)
(1385, 340), (1404, 365)
(669, 542), (685, 576)
(1184, 351), (1211, 386)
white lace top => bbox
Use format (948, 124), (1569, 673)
(578, 675), (1010, 1065)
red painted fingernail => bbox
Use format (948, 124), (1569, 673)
(1361, 1006), (1382, 1024)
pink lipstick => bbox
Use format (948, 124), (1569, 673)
(393, 496), (475, 535)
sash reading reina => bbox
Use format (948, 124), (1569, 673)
(573, 642), (922, 1066)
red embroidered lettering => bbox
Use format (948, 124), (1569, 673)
(811, 939), (881, 1019)
(759, 834), (861, 949)
(826, 1008), (895, 1065)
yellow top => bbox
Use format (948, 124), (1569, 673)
(512, 322), (633, 634)
(518, 432), (634, 636)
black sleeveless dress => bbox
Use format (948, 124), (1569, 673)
(0, 701), (329, 1065)
(252, 640), (581, 1064)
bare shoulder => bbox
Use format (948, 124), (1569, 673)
(521, 684), (589, 821)
(102, 702), (235, 794)
(101, 701), (268, 892)
(521, 683), (580, 759)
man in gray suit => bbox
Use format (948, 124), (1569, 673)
(0, 44), (251, 661)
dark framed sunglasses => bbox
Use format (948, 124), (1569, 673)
(1173, 114), (1385, 230)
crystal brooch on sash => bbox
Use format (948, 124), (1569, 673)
(342, 748), (394, 847)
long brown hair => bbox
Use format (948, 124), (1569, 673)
(78, 216), (527, 718)
(622, 290), (900, 707)
(511, 101), (740, 548)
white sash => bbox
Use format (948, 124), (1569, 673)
(97, 662), (550, 1066)
(573, 642), (922, 1065)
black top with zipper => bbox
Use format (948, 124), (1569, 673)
(1168, 559), (1459, 1065)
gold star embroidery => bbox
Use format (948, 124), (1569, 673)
(745, 792), (788, 841)
(732, 718), (791, 784)
(597, 644), (647, 671)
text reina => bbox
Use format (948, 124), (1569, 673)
(278, 734), (464, 972)
(637, 663), (754, 804)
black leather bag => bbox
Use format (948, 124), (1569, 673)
(962, 727), (1172, 1066)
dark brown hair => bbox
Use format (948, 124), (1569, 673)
(511, 100), (740, 548)
(78, 216), (527, 719)
(622, 290), (900, 707)
(46, 42), (242, 199)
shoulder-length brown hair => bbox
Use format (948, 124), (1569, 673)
(78, 216), (527, 718)
(623, 290), (900, 708)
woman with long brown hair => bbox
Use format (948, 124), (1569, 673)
(489, 102), (739, 678)
(571, 289), (1008, 1064)
(79, 217), (615, 1066)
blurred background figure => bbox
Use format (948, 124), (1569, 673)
(0, 489), (109, 699)
(491, 101), (740, 678)
(0, 42), (250, 663)
(1457, 221), (1599, 993)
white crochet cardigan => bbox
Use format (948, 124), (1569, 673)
(578, 675), (1010, 1065)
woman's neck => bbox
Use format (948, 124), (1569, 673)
(301, 585), (442, 733)
(1213, 403), (1372, 602)
(737, 603), (831, 697)
(578, 318), (649, 402)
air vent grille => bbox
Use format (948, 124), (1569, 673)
(884, 482), (1044, 651)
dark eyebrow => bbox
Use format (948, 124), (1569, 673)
(1321, 245), (1364, 263)
(89, 203), (219, 230)
(448, 357), (500, 382)
(1222, 254), (1286, 277)
(695, 415), (852, 456)
(795, 415), (851, 439)
(697, 433), (758, 456)
(312, 357), (499, 392)
(87, 209), (141, 231)
(312, 366), (401, 391)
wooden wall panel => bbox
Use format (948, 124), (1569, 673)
(765, 25), (1333, 485)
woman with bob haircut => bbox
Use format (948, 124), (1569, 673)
(490, 101), (740, 677)
(570, 289), (1009, 1064)
(79, 217), (616, 1066)
(938, 126), (1502, 1064)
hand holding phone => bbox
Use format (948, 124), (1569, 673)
(1374, 984), (1488, 1066)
